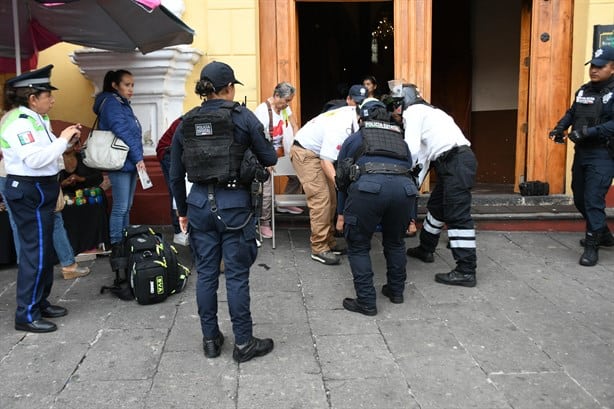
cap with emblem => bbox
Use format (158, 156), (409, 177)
(348, 84), (368, 104)
(585, 46), (614, 67)
(200, 61), (243, 92)
(6, 64), (58, 91)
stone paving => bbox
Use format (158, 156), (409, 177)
(1, 228), (613, 409)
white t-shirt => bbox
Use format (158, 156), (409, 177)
(254, 102), (294, 155)
(294, 105), (358, 161)
(403, 103), (470, 186)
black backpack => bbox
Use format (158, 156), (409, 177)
(101, 225), (190, 305)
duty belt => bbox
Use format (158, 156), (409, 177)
(359, 162), (410, 176)
(435, 145), (471, 163)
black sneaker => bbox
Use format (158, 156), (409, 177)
(434, 270), (476, 287)
(342, 298), (377, 316)
(203, 332), (224, 358)
(381, 285), (404, 304)
(406, 246), (434, 263)
(233, 337), (274, 363)
(311, 251), (340, 265)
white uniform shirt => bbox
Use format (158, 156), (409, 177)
(294, 105), (358, 161)
(403, 103), (470, 186)
(0, 107), (67, 176)
(253, 102), (294, 155)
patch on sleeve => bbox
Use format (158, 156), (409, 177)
(17, 131), (35, 145)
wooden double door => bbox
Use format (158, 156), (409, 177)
(259, 0), (572, 193)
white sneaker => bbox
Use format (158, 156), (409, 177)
(173, 232), (189, 246)
(277, 206), (304, 215)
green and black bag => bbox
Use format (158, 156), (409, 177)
(102, 225), (190, 305)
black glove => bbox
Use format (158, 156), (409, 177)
(549, 128), (565, 143)
(410, 164), (423, 187)
(410, 164), (423, 179)
(568, 126), (588, 144)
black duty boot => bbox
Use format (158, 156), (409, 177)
(406, 246), (434, 263)
(233, 337), (274, 363)
(203, 332), (224, 358)
(579, 232), (599, 267)
(579, 227), (614, 247)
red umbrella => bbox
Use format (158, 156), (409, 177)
(0, 0), (194, 73)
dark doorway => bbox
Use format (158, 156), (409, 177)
(431, 0), (522, 191)
(297, 1), (394, 123)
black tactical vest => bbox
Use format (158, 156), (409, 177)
(360, 121), (409, 161)
(573, 84), (611, 131)
(181, 101), (247, 185)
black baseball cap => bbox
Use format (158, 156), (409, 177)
(585, 46), (614, 67)
(200, 61), (243, 91)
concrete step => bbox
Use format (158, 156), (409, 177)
(274, 194), (613, 232)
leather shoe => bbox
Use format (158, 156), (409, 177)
(15, 319), (57, 333)
(381, 285), (404, 304)
(435, 270), (477, 287)
(342, 298), (377, 316)
(41, 305), (68, 318)
(203, 332), (224, 358)
(233, 337), (274, 363)
(406, 246), (434, 263)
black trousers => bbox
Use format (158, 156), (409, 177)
(420, 147), (478, 274)
(571, 147), (614, 233)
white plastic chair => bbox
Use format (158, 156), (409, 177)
(271, 156), (307, 248)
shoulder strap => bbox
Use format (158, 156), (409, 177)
(91, 98), (109, 130)
(265, 100), (274, 136)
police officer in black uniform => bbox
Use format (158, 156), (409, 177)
(549, 46), (614, 267)
(1, 65), (82, 332)
(169, 61), (277, 362)
(336, 99), (417, 316)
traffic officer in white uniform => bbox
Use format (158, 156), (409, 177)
(401, 84), (478, 287)
(1, 65), (82, 332)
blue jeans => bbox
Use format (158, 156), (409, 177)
(160, 151), (180, 234)
(53, 213), (76, 267)
(107, 171), (138, 244)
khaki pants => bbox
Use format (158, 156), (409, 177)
(290, 144), (337, 254)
